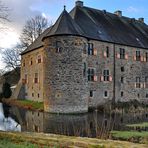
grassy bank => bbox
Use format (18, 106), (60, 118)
(111, 131), (148, 144)
(0, 131), (148, 148)
(126, 122), (148, 128)
(1, 99), (44, 111)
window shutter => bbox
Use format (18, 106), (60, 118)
(143, 57), (146, 62)
(140, 56), (143, 62)
(94, 48), (97, 56)
(125, 54), (128, 60)
(93, 76), (97, 81)
(116, 53), (120, 59)
(135, 83), (137, 88)
(104, 51), (107, 57)
(140, 83), (143, 88)
(133, 55), (136, 61)
(109, 76), (112, 82)
(143, 83), (146, 88)
(100, 76), (104, 81)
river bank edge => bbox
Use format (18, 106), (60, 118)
(0, 131), (148, 148)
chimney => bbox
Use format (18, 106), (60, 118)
(75, 1), (83, 7)
(138, 18), (144, 23)
(114, 10), (122, 17)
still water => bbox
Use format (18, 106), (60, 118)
(0, 103), (148, 138)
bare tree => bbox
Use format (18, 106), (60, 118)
(2, 44), (23, 71)
(0, 0), (9, 23)
(20, 15), (48, 48)
(2, 15), (49, 71)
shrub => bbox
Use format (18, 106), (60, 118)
(2, 82), (12, 98)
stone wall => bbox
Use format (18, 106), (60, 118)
(43, 36), (88, 113)
(21, 47), (44, 102)
(86, 40), (114, 108)
(115, 44), (148, 103)
(20, 35), (148, 113)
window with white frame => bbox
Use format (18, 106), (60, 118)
(103, 70), (109, 81)
(88, 68), (95, 81)
(88, 43), (94, 55)
(120, 48), (125, 59)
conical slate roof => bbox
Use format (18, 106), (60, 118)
(44, 8), (83, 38)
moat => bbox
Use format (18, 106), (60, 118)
(0, 103), (148, 138)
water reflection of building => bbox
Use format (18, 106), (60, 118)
(9, 106), (148, 137)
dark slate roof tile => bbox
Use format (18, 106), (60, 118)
(44, 9), (84, 38)
(22, 5), (148, 55)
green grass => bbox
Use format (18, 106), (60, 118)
(111, 131), (148, 139)
(126, 122), (148, 128)
(0, 139), (39, 148)
(0, 131), (147, 148)
(17, 100), (44, 110)
(111, 130), (148, 144)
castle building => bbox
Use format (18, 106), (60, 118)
(18, 1), (148, 113)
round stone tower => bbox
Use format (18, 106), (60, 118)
(42, 8), (88, 113)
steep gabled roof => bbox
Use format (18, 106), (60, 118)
(22, 4), (148, 55)
(44, 9), (83, 38)
(69, 6), (148, 49)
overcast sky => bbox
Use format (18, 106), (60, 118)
(0, 0), (148, 69)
